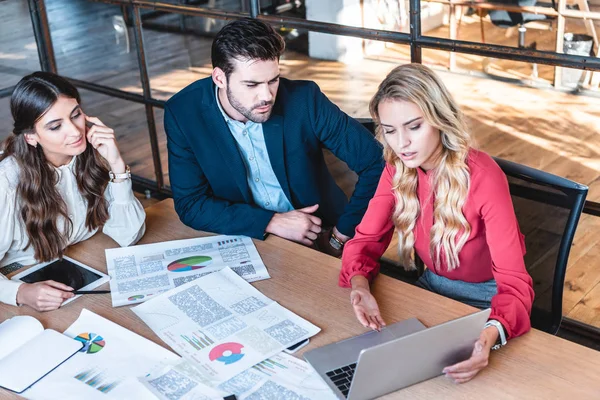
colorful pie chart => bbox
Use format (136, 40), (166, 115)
(168, 255), (213, 272)
(74, 332), (105, 354)
(209, 342), (245, 365)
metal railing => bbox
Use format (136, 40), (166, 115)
(10, 0), (600, 216)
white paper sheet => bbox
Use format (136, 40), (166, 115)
(0, 316), (43, 361)
(141, 362), (227, 400)
(140, 352), (336, 400)
(23, 309), (180, 400)
(106, 236), (270, 307)
(234, 353), (337, 400)
(133, 268), (320, 385)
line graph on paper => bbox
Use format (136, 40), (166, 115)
(135, 311), (181, 331)
(209, 284), (250, 304)
(255, 309), (280, 325)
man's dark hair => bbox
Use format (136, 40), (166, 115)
(212, 18), (285, 78)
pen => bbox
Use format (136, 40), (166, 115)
(71, 290), (111, 295)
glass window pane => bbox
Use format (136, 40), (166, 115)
(48, 2), (141, 92)
(143, 14), (219, 100)
(0, 97), (12, 144)
(0, 0), (41, 89)
(153, 107), (169, 188)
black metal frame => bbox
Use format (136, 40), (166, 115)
(4, 0), (600, 210)
(493, 156), (588, 335)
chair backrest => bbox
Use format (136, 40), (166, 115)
(493, 157), (588, 334)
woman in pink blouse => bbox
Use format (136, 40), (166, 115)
(340, 64), (534, 383)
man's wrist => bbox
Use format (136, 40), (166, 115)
(265, 213), (281, 235)
(332, 226), (350, 243)
(329, 232), (344, 251)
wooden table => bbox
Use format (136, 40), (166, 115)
(2, 199), (600, 399)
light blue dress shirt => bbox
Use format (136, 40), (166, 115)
(215, 87), (294, 213)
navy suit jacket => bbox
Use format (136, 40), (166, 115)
(164, 77), (384, 239)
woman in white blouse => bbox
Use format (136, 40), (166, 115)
(0, 72), (146, 311)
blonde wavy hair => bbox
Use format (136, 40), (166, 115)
(369, 64), (472, 271)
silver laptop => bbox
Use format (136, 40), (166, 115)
(304, 308), (491, 400)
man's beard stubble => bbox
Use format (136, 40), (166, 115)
(226, 86), (273, 124)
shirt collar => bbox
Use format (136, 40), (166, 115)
(54, 155), (77, 179)
(215, 85), (233, 124)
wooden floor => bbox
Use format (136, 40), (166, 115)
(1, 0), (600, 329)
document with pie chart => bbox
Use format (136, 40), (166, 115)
(105, 235), (270, 307)
(133, 267), (321, 385)
(22, 309), (179, 400)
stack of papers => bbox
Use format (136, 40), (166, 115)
(141, 352), (337, 400)
(19, 243), (334, 399)
(132, 267), (320, 386)
(106, 236), (270, 307)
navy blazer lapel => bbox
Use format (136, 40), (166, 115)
(263, 113), (292, 204)
(202, 91), (252, 204)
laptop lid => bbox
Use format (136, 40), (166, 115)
(347, 308), (491, 400)
(304, 318), (427, 399)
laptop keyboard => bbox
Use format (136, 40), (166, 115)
(325, 363), (357, 398)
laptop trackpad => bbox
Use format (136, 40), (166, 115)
(305, 318), (426, 371)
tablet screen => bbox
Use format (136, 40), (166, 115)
(20, 258), (103, 291)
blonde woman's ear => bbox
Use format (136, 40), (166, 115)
(24, 133), (39, 148)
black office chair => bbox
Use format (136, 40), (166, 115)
(486, 0), (556, 77)
(493, 157), (588, 334)
(488, 0), (555, 45)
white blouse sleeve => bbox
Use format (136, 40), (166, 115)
(0, 179), (24, 306)
(102, 179), (146, 247)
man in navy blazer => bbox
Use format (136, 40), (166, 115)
(164, 18), (383, 254)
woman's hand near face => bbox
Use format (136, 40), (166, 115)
(84, 115), (126, 173)
(350, 275), (386, 331)
(16, 280), (75, 312)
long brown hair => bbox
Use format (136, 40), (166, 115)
(0, 72), (110, 262)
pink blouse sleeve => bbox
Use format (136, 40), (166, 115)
(476, 161), (535, 339)
(339, 164), (397, 287)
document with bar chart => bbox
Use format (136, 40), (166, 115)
(106, 235), (270, 307)
(133, 268), (320, 386)
(23, 309), (179, 400)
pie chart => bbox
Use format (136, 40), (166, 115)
(74, 332), (105, 354)
(168, 255), (213, 272)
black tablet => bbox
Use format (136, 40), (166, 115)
(11, 256), (109, 305)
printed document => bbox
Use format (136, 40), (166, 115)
(132, 267), (320, 385)
(23, 309), (179, 400)
(106, 235), (270, 307)
(140, 352), (336, 400)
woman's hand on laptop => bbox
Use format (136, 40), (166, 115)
(442, 326), (499, 383)
(350, 275), (386, 331)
